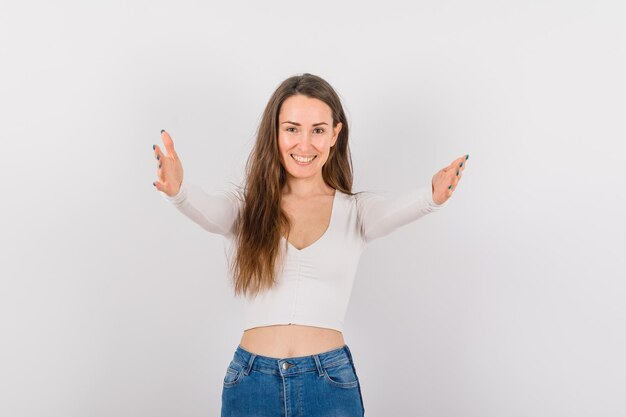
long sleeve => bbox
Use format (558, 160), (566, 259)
(159, 177), (243, 237)
(356, 181), (448, 244)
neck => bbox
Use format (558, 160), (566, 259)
(282, 174), (333, 198)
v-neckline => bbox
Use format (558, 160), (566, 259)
(281, 189), (339, 253)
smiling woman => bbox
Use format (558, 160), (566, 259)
(154, 72), (467, 416)
(277, 95), (341, 174)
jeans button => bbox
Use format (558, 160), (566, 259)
(282, 362), (293, 370)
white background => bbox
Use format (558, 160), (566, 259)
(1, 1), (625, 416)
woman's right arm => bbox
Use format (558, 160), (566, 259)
(159, 179), (241, 237)
(153, 129), (241, 237)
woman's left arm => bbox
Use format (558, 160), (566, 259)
(356, 154), (468, 244)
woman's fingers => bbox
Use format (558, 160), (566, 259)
(153, 144), (165, 180)
(153, 179), (166, 192)
(153, 130), (176, 161)
(451, 172), (463, 190)
(449, 155), (465, 170)
(152, 129), (184, 196)
(153, 143), (164, 164)
(161, 130), (179, 160)
(448, 154), (468, 190)
(432, 154), (468, 204)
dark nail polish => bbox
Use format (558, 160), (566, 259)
(161, 129), (165, 134)
(152, 144), (155, 150)
(157, 155), (160, 160)
(158, 163), (161, 168)
(153, 182), (155, 187)
(466, 154), (469, 160)
(448, 185), (452, 189)
(460, 162), (463, 167)
(456, 170), (459, 176)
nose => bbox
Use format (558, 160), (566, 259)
(298, 130), (317, 149)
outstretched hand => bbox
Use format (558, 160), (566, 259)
(152, 130), (184, 197)
(431, 154), (469, 205)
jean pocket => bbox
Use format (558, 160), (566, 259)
(223, 360), (246, 388)
(322, 359), (359, 389)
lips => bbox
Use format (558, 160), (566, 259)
(291, 154), (317, 164)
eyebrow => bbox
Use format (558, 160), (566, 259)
(281, 121), (329, 126)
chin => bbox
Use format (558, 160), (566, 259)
(286, 170), (320, 179)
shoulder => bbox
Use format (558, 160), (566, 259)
(337, 188), (386, 214)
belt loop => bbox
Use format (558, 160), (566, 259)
(313, 354), (324, 376)
(344, 344), (353, 364)
(244, 353), (256, 376)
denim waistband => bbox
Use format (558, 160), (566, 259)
(232, 344), (355, 376)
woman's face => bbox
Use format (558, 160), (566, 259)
(277, 94), (342, 182)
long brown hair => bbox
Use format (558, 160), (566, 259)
(228, 73), (357, 299)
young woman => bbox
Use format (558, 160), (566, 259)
(152, 73), (468, 416)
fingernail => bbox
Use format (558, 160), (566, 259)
(161, 129), (165, 134)
(152, 144), (155, 150)
(460, 162), (463, 167)
(157, 155), (160, 160)
(153, 182), (156, 187)
(456, 170), (459, 176)
(448, 185), (452, 189)
(466, 154), (469, 160)
(158, 163), (161, 168)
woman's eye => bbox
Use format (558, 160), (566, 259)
(285, 127), (323, 133)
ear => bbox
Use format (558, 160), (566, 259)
(332, 122), (342, 147)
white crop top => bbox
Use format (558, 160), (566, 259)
(160, 177), (448, 332)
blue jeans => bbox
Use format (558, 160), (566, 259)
(221, 344), (365, 416)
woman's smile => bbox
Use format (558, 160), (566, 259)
(291, 154), (317, 165)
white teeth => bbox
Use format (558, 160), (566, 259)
(291, 154), (316, 163)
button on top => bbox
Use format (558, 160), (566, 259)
(282, 362), (293, 370)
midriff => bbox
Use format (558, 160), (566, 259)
(239, 324), (345, 359)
